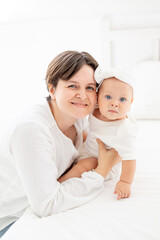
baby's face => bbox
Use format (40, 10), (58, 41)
(97, 77), (133, 121)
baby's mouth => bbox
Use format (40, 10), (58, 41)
(108, 110), (118, 113)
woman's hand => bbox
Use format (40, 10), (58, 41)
(95, 139), (121, 178)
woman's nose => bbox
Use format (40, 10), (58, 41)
(75, 90), (87, 99)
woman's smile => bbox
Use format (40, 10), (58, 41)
(71, 101), (88, 108)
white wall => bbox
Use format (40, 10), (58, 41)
(0, 0), (160, 134)
(1, 0), (160, 21)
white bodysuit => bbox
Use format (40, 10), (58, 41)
(79, 113), (137, 180)
(0, 100), (104, 231)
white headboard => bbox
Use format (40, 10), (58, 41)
(101, 13), (160, 68)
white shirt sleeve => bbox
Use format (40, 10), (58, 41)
(10, 122), (104, 217)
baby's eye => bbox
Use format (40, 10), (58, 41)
(120, 97), (126, 102)
(86, 86), (96, 91)
(105, 95), (111, 99)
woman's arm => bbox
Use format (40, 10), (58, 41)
(58, 139), (121, 183)
(11, 124), (120, 217)
(58, 157), (98, 183)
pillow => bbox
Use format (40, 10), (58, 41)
(130, 61), (160, 119)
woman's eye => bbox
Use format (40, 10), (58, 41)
(68, 85), (77, 89)
(105, 95), (111, 99)
(120, 97), (126, 102)
(87, 86), (96, 91)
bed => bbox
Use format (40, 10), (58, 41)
(2, 14), (160, 240)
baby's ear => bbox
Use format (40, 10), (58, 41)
(131, 98), (134, 104)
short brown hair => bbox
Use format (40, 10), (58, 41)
(45, 50), (98, 101)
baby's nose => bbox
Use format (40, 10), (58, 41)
(110, 102), (119, 107)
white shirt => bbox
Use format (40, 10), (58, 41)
(0, 100), (104, 230)
(78, 113), (137, 179)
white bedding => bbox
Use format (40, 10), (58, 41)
(2, 120), (160, 240)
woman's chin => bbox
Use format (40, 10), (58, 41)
(71, 106), (93, 119)
(72, 110), (90, 119)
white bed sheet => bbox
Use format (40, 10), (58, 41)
(2, 120), (160, 240)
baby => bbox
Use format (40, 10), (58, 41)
(58, 67), (137, 200)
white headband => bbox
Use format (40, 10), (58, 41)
(94, 66), (135, 95)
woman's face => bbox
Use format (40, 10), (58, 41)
(52, 65), (97, 120)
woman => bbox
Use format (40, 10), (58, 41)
(0, 51), (120, 237)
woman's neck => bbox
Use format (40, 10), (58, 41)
(48, 100), (76, 133)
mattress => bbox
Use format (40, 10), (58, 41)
(2, 120), (160, 240)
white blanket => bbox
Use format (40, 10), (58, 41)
(2, 120), (160, 240)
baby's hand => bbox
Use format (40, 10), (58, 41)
(113, 180), (131, 200)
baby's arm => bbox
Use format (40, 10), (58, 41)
(114, 160), (136, 200)
(58, 157), (98, 183)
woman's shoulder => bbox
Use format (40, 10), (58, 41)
(4, 100), (55, 144)
(15, 99), (53, 127)
(4, 100), (54, 140)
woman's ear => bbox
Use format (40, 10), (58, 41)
(48, 84), (55, 100)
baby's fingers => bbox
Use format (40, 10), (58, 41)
(124, 191), (131, 198)
(123, 193), (128, 198)
(114, 188), (122, 200)
(113, 189), (117, 194)
(117, 191), (122, 200)
(120, 190), (130, 199)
